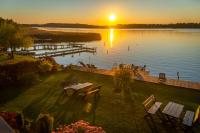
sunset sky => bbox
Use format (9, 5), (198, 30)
(0, 0), (200, 25)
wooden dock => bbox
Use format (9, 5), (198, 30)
(21, 43), (84, 51)
(16, 43), (96, 57)
(35, 47), (96, 58)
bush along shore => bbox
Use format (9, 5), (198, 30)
(0, 55), (61, 87)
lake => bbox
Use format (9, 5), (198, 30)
(36, 27), (200, 82)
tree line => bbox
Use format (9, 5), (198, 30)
(116, 23), (200, 29)
(25, 22), (200, 29)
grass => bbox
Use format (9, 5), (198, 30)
(0, 54), (37, 65)
(0, 70), (200, 132)
(28, 28), (101, 43)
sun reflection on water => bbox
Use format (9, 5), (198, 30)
(109, 28), (114, 48)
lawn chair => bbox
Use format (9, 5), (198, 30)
(79, 61), (91, 71)
(86, 64), (97, 72)
(143, 95), (162, 119)
(182, 105), (200, 131)
(158, 73), (166, 83)
(79, 61), (87, 68)
(89, 64), (97, 72)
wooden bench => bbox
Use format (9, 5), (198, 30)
(143, 95), (162, 116)
(182, 105), (200, 128)
(80, 86), (102, 99)
(86, 89), (100, 95)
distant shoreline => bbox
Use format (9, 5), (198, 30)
(36, 27), (200, 31)
(24, 23), (200, 29)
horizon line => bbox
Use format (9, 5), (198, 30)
(24, 22), (200, 26)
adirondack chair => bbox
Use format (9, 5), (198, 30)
(158, 73), (166, 83)
(182, 105), (200, 131)
(143, 95), (162, 118)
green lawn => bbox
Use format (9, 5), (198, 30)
(0, 70), (200, 133)
(0, 54), (37, 65)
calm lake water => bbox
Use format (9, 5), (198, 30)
(36, 27), (200, 82)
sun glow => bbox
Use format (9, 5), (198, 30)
(109, 14), (116, 22)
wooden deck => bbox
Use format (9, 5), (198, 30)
(72, 65), (200, 91)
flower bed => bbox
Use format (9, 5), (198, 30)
(0, 112), (19, 129)
(52, 120), (106, 133)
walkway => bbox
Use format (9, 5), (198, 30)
(72, 65), (200, 91)
(139, 72), (200, 90)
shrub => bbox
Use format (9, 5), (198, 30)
(38, 61), (53, 73)
(45, 57), (57, 65)
(0, 60), (39, 84)
(113, 67), (132, 93)
(51, 64), (60, 72)
(36, 113), (54, 133)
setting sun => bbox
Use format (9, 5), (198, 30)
(109, 14), (116, 22)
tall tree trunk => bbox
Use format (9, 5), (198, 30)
(11, 50), (14, 59)
(10, 45), (14, 59)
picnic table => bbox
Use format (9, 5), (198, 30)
(64, 82), (93, 95)
(162, 101), (184, 118)
(162, 101), (184, 127)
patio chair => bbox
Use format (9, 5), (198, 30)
(182, 105), (200, 131)
(143, 95), (163, 119)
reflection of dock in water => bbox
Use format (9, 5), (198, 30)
(16, 43), (96, 58)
